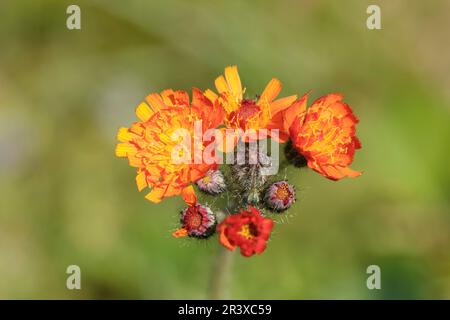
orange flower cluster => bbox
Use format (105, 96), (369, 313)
(115, 89), (223, 203)
(115, 65), (363, 257)
(207, 65), (297, 145)
(116, 66), (362, 205)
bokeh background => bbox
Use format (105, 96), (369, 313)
(0, 0), (449, 299)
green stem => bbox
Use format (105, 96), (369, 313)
(209, 246), (235, 300)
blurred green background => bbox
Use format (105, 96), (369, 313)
(0, 0), (449, 299)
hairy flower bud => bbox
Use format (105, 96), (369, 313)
(173, 204), (216, 239)
(196, 169), (226, 195)
(264, 180), (295, 212)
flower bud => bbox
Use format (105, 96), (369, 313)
(264, 180), (295, 212)
(196, 169), (226, 195)
(175, 204), (216, 239)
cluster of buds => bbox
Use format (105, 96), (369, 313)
(116, 66), (362, 257)
(173, 163), (296, 257)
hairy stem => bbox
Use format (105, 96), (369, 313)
(209, 245), (234, 300)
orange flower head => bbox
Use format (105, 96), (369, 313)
(217, 206), (273, 257)
(207, 66), (297, 146)
(288, 93), (362, 180)
(115, 88), (224, 203)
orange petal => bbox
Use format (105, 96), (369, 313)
(218, 227), (235, 251)
(339, 166), (363, 178)
(313, 162), (362, 180)
(115, 143), (136, 157)
(164, 183), (182, 197)
(159, 89), (190, 107)
(270, 130), (289, 143)
(135, 102), (154, 122)
(192, 87), (212, 108)
(146, 166), (161, 181)
(172, 228), (188, 238)
(270, 94), (298, 115)
(135, 171), (147, 191)
(145, 186), (167, 203)
(128, 154), (142, 167)
(224, 65), (243, 100)
(181, 185), (197, 206)
(266, 108), (284, 128)
(190, 168), (208, 183)
(313, 93), (343, 107)
(330, 101), (351, 117)
(173, 90), (190, 106)
(204, 89), (218, 102)
(288, 115), (304, 138)
(117, 127), (134, 142)
(258, 78), (282, 104)
(283, 94), (308, 131)
(312, 164), (345, 181)
(160, 89), (175, 105)
(130, 123), (145, 136)
(215, 75), (228, 94)
(145, 93), (166, 112)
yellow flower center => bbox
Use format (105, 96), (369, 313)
(275, 184), (290, 201)
(238, 223), (257, 240)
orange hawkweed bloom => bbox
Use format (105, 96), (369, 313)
(288, 93), (362, 180)
(115, 88), (224, 203)
(217, 206), (273, 257)
(206, 66), (297, 148)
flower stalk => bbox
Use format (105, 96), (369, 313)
(209, 246), (235, 300)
